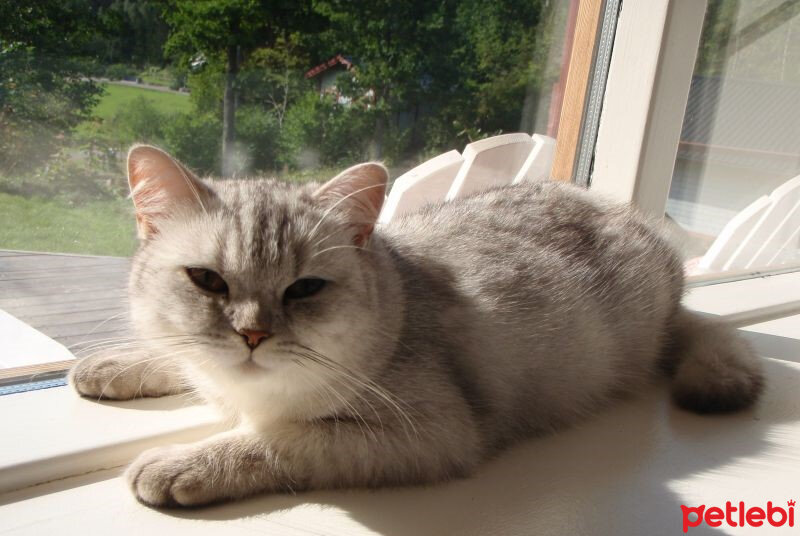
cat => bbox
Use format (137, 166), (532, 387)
(70, 144), (764, 507)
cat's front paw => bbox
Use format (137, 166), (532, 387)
(70, 355), (140, 400)
(126, 444), (223, 507)
(69, 353), (182, 400)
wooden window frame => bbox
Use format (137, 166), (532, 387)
(550, 0), (607, 182)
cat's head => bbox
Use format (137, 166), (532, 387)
(125, 145), (398, 420)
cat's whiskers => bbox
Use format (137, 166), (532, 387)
(93, 343), (204, 401)
(74, 340), (168, 357)
(84, 311), (130, 337)
(309, 228), (341, 250)
(300, 361), (377, 444)
(70, 333), (194, 355)
(290, 351), (382, 441)
(293, 360), (333, 416)
(135, 354), (188, 397)
(309, 244), (375, 260)
(287, 343), (419, 443)
(67, 335), (140, 353)
(298, 343), (418, 420)
(300, 355), (386, 437)
(73, 340), (197, 367)
(308, 183), (386, 240)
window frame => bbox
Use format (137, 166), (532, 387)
(549, 0), (606, 182)
(589, 0), (709, 218)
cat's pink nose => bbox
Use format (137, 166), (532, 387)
(238, 329), (271, 349)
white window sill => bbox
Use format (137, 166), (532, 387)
(0, 388), (223, 494)
(2, 355), (799, 535)
(3, 270), (800, 534)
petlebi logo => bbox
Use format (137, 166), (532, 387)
(681, 500), (796, 532)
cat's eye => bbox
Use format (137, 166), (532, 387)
(284, 278), (326, 301)
(185, 267), (228, 295)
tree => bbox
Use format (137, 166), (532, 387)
(313, 0), (460, 159)
(0, 0), (105, 174)
(160, 0), (323, 176)
(312, 0), (550, 161)
(451, 0), (550, 134)
(241, 33), (310, 131)
(94, 0), (170, 67)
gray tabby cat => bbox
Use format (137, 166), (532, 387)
(70, 145), (763, 507)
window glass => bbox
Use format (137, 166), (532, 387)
(0, 1), (579, 259)
(0, 0), (579, 381)
(667, 0), (800, 276)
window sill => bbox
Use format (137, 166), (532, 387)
(2, 355), (800, 534)
(0, 387), (223, 494)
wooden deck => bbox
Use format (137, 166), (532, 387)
(0, 250), (130, 353)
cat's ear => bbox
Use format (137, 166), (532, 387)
(127, 145), (211, 239)
(313, 162), (388, 245)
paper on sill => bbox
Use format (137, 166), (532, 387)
(0, 308), (74, 368)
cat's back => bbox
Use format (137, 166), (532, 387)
(384, 180), (682, 300)
(381, 180), (684, 371)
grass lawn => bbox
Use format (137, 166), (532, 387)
(93, 82), (191, 121)
(0, 193), (137, 257)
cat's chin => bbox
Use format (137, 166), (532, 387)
(228, 354), (292, 375)
(238, 360), (284, 374)
(236, 360), (266, 373)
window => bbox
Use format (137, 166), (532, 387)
(668, 0), (800, 276)
(5, 2), (800, 533)
(592, 0), (800, 283)
(1, 3), (581, 383)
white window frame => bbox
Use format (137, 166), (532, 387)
(6, 0), (800, 529)
(590, 0), (708, 218)
(590, 0), (800, 290)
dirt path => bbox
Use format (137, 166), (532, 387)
(93, 78), (189, 95)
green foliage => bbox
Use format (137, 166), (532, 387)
(110, 96), (170, 145)
(695, 0), (738, 77)
(162, 112), (222, 175)
(160, 0), (326, 175)
(94, 0), (169, 66)
(311, 0), (552, 160)
(138, 65), (184, 88)
(161, 0), (322, 64)
(0, 148), (126, 203)
(187, 60), (224, 114)
(281, 92), (373, 167)
(238, 34), (312, 127)
(0, 0), (105, 174)
(236, 105), (280, 172)
(105, 63), (139, 80)
(453, 0), (551, 133)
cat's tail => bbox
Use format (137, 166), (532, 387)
(664, 308), (764, 414)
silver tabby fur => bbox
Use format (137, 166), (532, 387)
(71, 146), (764, 507)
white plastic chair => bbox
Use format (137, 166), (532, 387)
(445, 133), (535, 201)
(695, 174), (800, 273)
(377, 151), (463, 225)
(379, 133), (556, 224)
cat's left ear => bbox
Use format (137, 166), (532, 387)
(313, 162), (388, 246)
